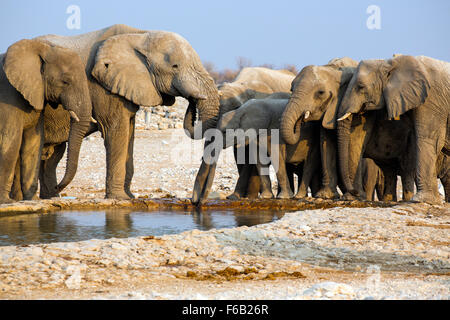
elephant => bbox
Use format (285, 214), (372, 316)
(361, 158), (385, 201)
(337, 55), (450, 204)
(280, 57), (356, 199)
(280, 57), (417, 201)
(215, 96), (321, 199)
(0, 39), (92, 204)
(191, 67), (295, 204)
(32, 24), (219, 200)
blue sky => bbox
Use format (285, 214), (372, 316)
(1, 0), (448, 70)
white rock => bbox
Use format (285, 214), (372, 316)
(303, 282), (355, 299)
(64, 269), (82, 289)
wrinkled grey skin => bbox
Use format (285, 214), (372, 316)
(216, 97), (321, 199)
(191, 68), (295, 205)
(33, 24), (219, 200)
(0, 39), (92, 204)
(338, 55), (450, 204)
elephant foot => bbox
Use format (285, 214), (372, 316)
(382, 194), (396, 202)
(412, 191), (443, 205)
(226, 193), (241, 200)
(259, 191), (274, 199)
(315, 187), (339, 200)
(342, 192), (357, 201)
(276, 190), (293, 199)
(0, 197), (16, 204)
(294, 191), (307, 199)
(105, 192), (131, 200)
(402, 191), (414, 202)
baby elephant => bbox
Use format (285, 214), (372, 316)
(217, 96), (321, 199)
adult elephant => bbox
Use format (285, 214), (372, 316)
(337, 55), (450, 204)
(35, 24), (219, 200)
(280, 57), (416, 201)
(0, 39), (92, 204)
(191, 67), (295, 205)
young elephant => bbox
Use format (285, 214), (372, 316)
(338, 55), (450, 204)
(0, 39), (92, 204)
(191, 67), (295, 204)
(216, 97), (321, 199)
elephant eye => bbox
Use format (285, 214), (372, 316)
(316, 90), (325, 98)
(172, 64), (179, 69)
(357, 83), (365, 91)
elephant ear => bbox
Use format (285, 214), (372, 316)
(322, 66), (355, 129)
(383, 55), (430, 119)
(91, 33), (163, 107)
(3, 39), (48, 111)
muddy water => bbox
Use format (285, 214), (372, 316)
(0, 209), (285, 246)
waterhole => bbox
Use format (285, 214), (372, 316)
(0, 209), (285, 246)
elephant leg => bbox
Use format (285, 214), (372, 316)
(400, 171), (415, 201)
(381, 166), (398, 202)
(103, 117), (132, 200)
(316, 128), (339, 199)
(296, 145), (319, 199)
(362, 159), (377, 201)
(246, 165), (261, 199)
(0, 118), (23, 203)
(10, 157), (22, 201)
(375, 169), (385, 201)
(124, 116), (135, 199)
(412, 109), (446, 204)
(39, 143), (66, 199)
(254, 142), (273, 199)
(310, 170), (321, 197)
(227, 146), (250, 200)
(19, 121), (43, 200)
(274, 144), (293, 199)
(442, 175), (450, 203)
(256, 162), (273, 199)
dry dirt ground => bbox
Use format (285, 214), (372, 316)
(0, 107), (448, 300)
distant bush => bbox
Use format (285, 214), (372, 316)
(204, 57), (299, 85)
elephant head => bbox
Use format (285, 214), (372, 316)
(280, 57), (357, 145)
(91, 31), (220, 139)
(3, 39), (92, 192)
(336, 55), (431, 194)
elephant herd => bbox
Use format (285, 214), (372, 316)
(0, 24), (448, 206)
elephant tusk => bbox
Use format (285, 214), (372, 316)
(304, 111), (311, 120)
(90, 117), (97, 123)
(337, 112), (352, 121)
(69, 111), (80, 122)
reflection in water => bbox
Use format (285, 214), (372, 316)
(0, 209), (285, 246)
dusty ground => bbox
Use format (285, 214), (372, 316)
(0, 106), (449, 300)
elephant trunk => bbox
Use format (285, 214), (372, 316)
(337, 115), (356, 194)
(179, 69), (220, 140)
(280, 97), (304, 145)
(56, 92), (92, 193)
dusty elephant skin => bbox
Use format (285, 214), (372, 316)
(191, 67), (295, 205)
(337, 55), (450, 205)
(33, 24), (219, 201)
(0, 39), (92, 204)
